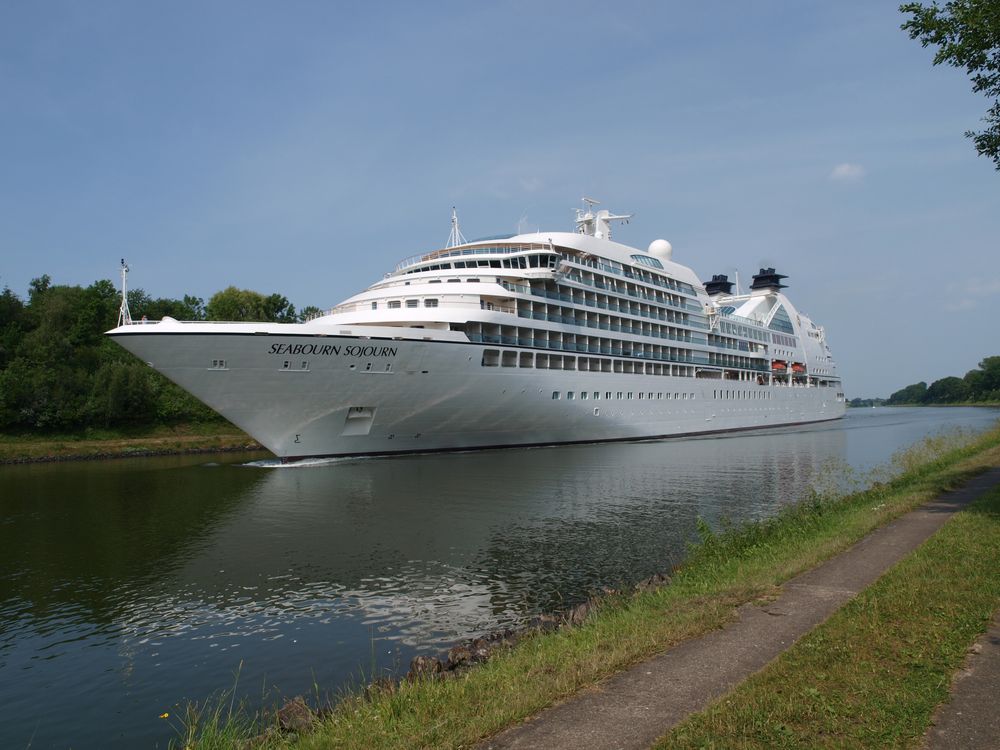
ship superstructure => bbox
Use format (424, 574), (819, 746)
(107, 203), (845, 459)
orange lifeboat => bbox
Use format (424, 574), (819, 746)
(771, 360), (787, 371)
(791, 362), (805, 373)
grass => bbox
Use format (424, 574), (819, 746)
(0, 421), (263, 462)
(657, 484), (1000, 749)
(172, 423), (1000, 750)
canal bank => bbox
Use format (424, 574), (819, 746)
(174, 422), (1000, 749)
(0, 422), (262, 463)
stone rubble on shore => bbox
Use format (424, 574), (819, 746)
(268, 571), (673, 739)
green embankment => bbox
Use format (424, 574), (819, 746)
(0, 422), (261, 463)
(659, 483), (1000, 749)
(171, 424), (1000, 750)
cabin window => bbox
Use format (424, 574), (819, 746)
(552, 391), (560, 399)
(371, 301), (378, 310)
(406, 299), (419, 308)
(424, 299), (439, 307)
(388, 300), (401, 309)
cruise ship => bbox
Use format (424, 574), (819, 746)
(107, 202), (845, 460)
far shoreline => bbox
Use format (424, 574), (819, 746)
(0, 422), (268, 465)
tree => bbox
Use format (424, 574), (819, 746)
(206, 286), (296, 322)
(901, 1), (1000, 169)
(0, 287), (26, 369)
(888, 381), (929, 404)
(977, 354), (1000, 389)
(926, 375), (972, 402)
(128, 289), (206, 321)
(298, 305), (323, 322)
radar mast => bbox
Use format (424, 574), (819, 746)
(574, 197), (633, 240)
(117, 259), (132, 327)
(446, 207), (468, 248)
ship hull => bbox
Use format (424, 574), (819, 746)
(110, 329), (846, 460)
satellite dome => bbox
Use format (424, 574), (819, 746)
(647, 239), (673, 261)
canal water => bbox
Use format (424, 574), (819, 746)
(1, 406), (996, 748)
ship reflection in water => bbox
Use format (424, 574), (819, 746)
(0, 406), (996, 750)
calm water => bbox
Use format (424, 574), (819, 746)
(1, 406), (997, 749)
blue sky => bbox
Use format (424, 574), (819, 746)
(2, 1), (997, 397)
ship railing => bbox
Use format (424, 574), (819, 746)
(466, 334), (721, 367)
(717, 308), (767, 328)
(394, 243), (553, 272)
(566, 256), (698, 297)
(501, 280), (709, 329)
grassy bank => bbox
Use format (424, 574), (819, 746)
(0, 421), (263, 463)
(174, 424), (1000, 750)
(659, 483), (1000, 748)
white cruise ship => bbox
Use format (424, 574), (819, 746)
(107, 203), (845, 460)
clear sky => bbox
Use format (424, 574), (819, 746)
(2, 1), (997, 397)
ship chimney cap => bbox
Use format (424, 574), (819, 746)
(704, 273), (735, 296)
(750, 267), (788, 291)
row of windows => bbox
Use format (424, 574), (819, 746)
(553, 390), (695, 401)
(504, 280), (702, 330)
(471, 328), (710, 366)
(707, 333), (764, 353)
(481, 349), (695, 377)
(719, 319), (769, 343)
(404, 246), (698, 298)
(377, 298), (440, 309)
(513, 303), (703, 344)
(707, 351), (768, 371)
(772, 332), (797, 348)
(405, 253), (559, 274)
(567, 254), (698, 296)
(713, 389), (772, 400)
(630, 254), (664, 270)
(562, 272), (699, 314)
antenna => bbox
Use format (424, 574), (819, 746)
(734, 269), (741, 296)
(446, 207), (467, 248)
(117, 258), (132, 327)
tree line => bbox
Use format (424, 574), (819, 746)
(0, 277), (321, 432)
(887, 356), (1000, 405)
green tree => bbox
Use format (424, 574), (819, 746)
(298, 305), (323, 322)
(888, 381), (929, 404)
(87, 360), (156, 425)
(0, 287), (26, 369)
(977, 355), (1000, 390)
(926, 375), (972, 402)
(128, 289), (206, 321)
(901, 1), (1000, 169)
(206, 286), (296, 322)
